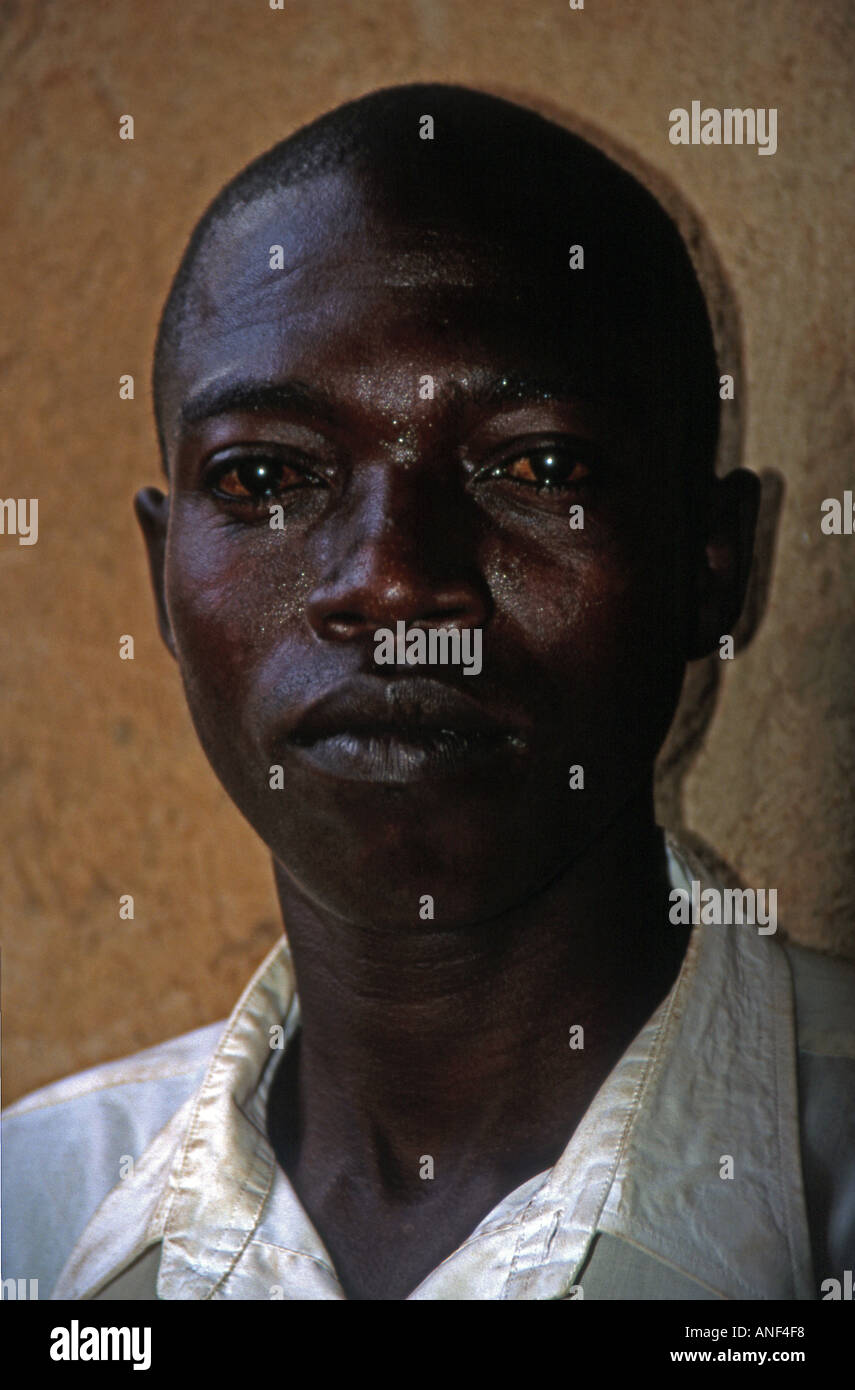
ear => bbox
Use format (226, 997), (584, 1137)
(134, 486), (177, 659)
(688, 468), (761, 661)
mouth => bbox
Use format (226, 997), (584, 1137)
(289, 725), (527, 783)
(281, 676), (530, 785)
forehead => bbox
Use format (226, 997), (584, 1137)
(191, 168), (581, 344)
(161, 168), (652, 451)
(207, 171), (511, 295)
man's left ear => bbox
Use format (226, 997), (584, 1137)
(688, 468), (761, 661)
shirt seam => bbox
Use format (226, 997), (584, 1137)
(574, 1231), (729, 1300)
(241, 1236), (338, 1277)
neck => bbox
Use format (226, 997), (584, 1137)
(267, 788), (689, 1192)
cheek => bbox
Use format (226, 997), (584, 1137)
(485, 515), (682, 674)
(164, 519), (309, 747)
(483, 514), (687, 778)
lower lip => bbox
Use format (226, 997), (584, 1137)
(288, 728), (528, 784)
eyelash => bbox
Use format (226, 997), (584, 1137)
(204, 440), (599, 510)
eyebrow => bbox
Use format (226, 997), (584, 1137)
(462, 373), (591, 409)
(180, 379), (339, 429)
(179, 370), (591, 432)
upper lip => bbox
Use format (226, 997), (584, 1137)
(284, 675), (529, 744)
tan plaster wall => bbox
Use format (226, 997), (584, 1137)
(1, 0), (853, 1102)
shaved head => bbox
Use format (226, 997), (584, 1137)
(152, 83), (720, 491)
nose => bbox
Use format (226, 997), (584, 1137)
(305, 465), (491, 643)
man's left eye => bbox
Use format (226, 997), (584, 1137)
(210, 456), (318, 501)
(491, 446), (594, 491)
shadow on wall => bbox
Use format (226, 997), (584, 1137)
(501, 85), (785, 899)
(655, 468), (784, 883)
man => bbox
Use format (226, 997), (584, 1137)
(3, 83), (854, 1301)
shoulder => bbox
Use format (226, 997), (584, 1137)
(3, 1019), (225, 1120)
(781, 940), (855, 1278)
(1, 1021), (224, 1298)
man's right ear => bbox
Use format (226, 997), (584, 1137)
(134, 487), (177, 660)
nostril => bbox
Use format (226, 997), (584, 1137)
(324, 612), (366, 636)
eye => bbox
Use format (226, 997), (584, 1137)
(488, 443), (596, 492)
(208, 454), (321, 504)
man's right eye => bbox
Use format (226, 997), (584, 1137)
(207, 455), (321, 504)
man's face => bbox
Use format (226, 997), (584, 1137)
(147, 168), (697, 928)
